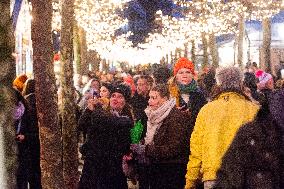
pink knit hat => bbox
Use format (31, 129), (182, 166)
(255, 70), (273, 85)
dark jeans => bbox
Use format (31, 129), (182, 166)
(78, 159), (128, 189)
(137, 164), (151, 189)
(138, 163), (187, 189)
(17, 145), (42, 189)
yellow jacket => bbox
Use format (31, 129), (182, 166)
(185, 92), (259, 189)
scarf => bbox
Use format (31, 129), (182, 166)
(144, 98), (176, 145)
(178, 79), (198, 94)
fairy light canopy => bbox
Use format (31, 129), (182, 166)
(53, 0), (283, 65)
(74, 0), (189, 64)
(170, 1), (249, 36)
(247, 0), (282, 21)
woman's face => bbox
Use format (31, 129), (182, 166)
(148, 90), (167, 111)
(91, 80), (100, 91)
(110, 92), (126, 112)
(100, 86), (110, 98)
(176, 68), (193, 85)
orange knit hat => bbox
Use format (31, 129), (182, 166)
(13, 74), (28, 92)
(173, 57), (195, 75)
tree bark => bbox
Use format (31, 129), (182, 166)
(60, 0), (79, 188)
(262, 17), (272, 73)
(237, 16), (245, 68)
(184, 43), (188, 58)
(170, 51), (174, 65)
(202, 33), (209, 68)
(0, 1), (17, 188)
(31, 0), (64, 188)
(191, 40), (196, 65)
(0, 0), (16, 85)
(79, 27), (89, 75)
(87, 50), (100, 72)
(73, 23), (81, 76)
(165, 54), (169, 64)
(209, 33), (219, 68)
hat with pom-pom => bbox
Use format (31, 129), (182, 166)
(255, 70), (273, 84)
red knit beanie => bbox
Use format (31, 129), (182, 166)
(173, 57), (195, 75)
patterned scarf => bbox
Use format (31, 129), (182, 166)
(144, 98), (176, 145)
(178, 79), (198, 94)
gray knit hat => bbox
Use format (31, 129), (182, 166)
(215, 66), (243, 90)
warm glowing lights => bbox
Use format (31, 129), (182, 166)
(52, 1), (62, 31)
(57, 0), (283, 64)
(249, 0), (282, 21)
(74, 0), (188, 64)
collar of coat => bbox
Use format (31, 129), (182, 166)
(213, 89), (251, 102)
(168, 77), (201, 107)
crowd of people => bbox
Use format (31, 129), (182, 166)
(11, 57), (284, 189)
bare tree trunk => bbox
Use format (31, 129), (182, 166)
(101, 59), (109, 72)
(237, 16), (245, 68)
(165, 54), (169, 64)
(202, 33), (209, 68)
(209, 33), (219, 68)
(170, 51), (174, 65)
(60, 0), (79, 187)
(262, 18), (272, 73)
(191, 40), (196, 65)
(0, 1), (17, 188)
(79, 27), (89, 75)
(177, 48), (182, 58)
(31, 0), (64, 188)
(184, 43), (188, 58)
(160, 57), (166, 65)
(174, 48), (178, 62)
(87, 50), (100, 72)
(0, 1), (16, 85)
(73, 23), (81, 76)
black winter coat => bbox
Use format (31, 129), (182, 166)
(25, 93), (40, 158)
(78, 106), (132, 189)
(214, 106), (282, 189)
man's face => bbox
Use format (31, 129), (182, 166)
(136, 78), (150, 96)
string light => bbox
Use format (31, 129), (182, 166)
(74, 0), (189, 64)
(67, 0), (284, 65)
(169, 1), (248, 37)
(249, 0), (282, 21)
(52, 1), (62, 31)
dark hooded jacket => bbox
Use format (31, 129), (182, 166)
(214, 103), (282, 189)
(269, 88), (284, 188)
